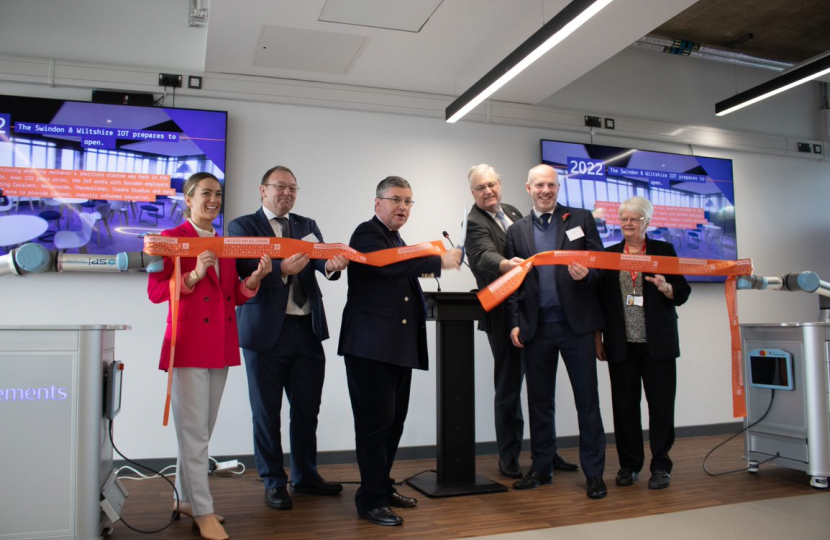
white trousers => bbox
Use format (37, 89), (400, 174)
(171, 366), (228, 516)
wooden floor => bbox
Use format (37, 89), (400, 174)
(111, 435), (825, 540)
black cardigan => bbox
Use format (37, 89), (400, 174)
(597, 239), (691, 362)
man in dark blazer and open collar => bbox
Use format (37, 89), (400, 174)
(229, 165), (349, 512)
(465, 163), (578, 480)
(339, 176), (461, 527)
(505, 164), (608, 499)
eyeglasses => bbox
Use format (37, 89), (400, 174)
(472, 180), (500, 193)
(378, 197), (415, 207)
(619, 217), (646, 224)
(264, 183), (299, 193)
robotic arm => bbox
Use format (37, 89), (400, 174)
(738, 271), (830, 322)
(738, 271), (830, 297)
(0, 243), (163, 277)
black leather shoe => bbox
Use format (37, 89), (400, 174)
(586, 477), (608, 499)
(387, 491), (418, 508)
(513, 471), (552, 490)
(359, 505), (403, 526)
(498, 459), (523, 479)
(265, 487), (293, 510)
(648, 470), (671, 490)
(291, 477), (343, 496)
(552, 452), (579, 471)
(615, 467), (638, 487)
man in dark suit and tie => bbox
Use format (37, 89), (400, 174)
(229, 165), (350, 511)
(465, 163), (578, 480)
(505, 164), (608, 499)
(339, 176), (461, 526)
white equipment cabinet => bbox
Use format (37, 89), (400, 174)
(0, 325), (129, 540)
(741, 322), (830, 488)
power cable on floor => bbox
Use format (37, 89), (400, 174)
(109, 421), (179, 534)
(702, 390), (778, 477)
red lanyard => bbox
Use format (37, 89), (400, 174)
(624, 238), (646, 285)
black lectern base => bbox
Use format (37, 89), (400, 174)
(406, 473), (508, 498)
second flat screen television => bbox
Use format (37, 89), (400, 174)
(541, 139), (737, 283)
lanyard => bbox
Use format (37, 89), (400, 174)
(624, 238), (647, 286)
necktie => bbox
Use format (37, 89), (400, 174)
(541, 213), (552, 231)
(274, 216), (290, 237)
(392, 230), (404, 247)
(275, 216), (307, 307)
(495, 210), (510, 232)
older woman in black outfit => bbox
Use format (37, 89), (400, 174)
(595, 197), (691, 490)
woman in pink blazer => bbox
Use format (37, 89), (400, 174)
(148, 172), (271, 540)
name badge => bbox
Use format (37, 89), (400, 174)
(625, 294), (644, 307)
(565, 226), (585, 241)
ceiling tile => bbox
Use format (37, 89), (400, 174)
(253, 25), (368, 74)
(319, 0), (444, 32)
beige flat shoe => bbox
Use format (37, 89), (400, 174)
(175, 502), (225, 524)
(192, 514), (228, 540)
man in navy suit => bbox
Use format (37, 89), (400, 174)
(229, 165), (350, 511)
(505, 164), (608, 499)
(465, 163), (578, 479)
(339, 176), (461, 526)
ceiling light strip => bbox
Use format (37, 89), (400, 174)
(445, 0), (614, 123)
(715, 54), (830, 116)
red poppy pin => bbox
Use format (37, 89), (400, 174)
(562, 212), (570, 222)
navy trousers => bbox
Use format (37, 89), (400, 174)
(243, 315), (326, 490)
(344, 355), (412, 514)
(524, 320), (606, 478)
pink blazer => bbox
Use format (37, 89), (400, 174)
(147, 221), (256, 370)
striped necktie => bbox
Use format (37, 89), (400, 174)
(495, 210), (510, 232)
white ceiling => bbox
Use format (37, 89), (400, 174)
(1, 0), (825, 120)
(205, 0), (700, 109)
(317, 0), (444, 32)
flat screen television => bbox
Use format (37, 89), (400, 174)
(0, 94), (227, 255)
(541, 139), (736, 283)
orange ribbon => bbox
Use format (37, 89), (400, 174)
(163, 257), (181, 427)
(477, 251), (753, 418)
(724, 275), (744, 418)
(144, 235), (446, 266)
(148, 235), (447, 425)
